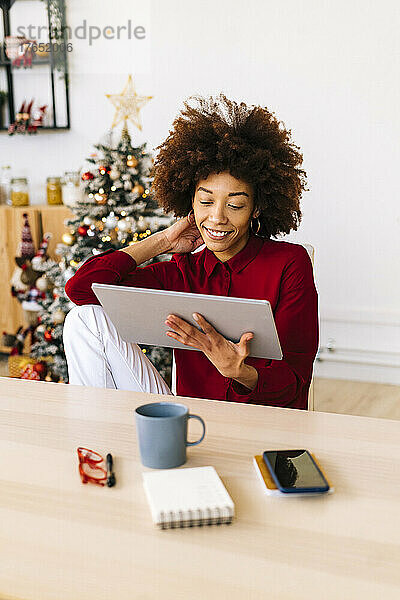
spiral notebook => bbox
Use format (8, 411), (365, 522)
(142, 466), (235, 529)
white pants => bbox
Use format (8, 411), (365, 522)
(63, 304), (173, 395)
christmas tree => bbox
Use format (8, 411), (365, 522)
(10, 77), (175, 384)
(7, 213), (67, 382)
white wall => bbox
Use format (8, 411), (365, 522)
(1, 0), (400, 383)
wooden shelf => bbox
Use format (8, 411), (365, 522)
(0, 0), (70, 129)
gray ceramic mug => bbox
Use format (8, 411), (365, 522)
(135, 402), (206, 469)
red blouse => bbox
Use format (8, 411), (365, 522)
(65, 234), (319, 409)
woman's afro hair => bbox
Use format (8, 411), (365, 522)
(151, 93), (307, 238)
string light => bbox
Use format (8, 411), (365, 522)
(121, 211), (126, 216)
(99, 188), (104, 194)
(88, 193), (93, 198)
(111, 186), (116, 191)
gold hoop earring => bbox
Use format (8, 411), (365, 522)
(250, 216), (261, 235)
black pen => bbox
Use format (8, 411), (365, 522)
(106, 453), (116, 487)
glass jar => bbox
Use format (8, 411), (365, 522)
(0, 165), (12, 205)
(10, 177), (29, 206)
(61, 171), (81, 207)
(47, 176), (62, 205)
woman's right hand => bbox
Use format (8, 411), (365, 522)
(161, 212), (203, 254)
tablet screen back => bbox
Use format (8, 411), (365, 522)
(92, 284), (282, 360)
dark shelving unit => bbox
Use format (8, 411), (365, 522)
(0, 0), (70, 131)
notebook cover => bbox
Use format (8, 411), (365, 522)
(142, 466), (235, 528)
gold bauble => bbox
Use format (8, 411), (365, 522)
(132, 184), (145, 196)
(126, 155), (138, 168)
(62, 232), (76, 246)
(95, 193), (108, 205)
(36, 276), (48, 292)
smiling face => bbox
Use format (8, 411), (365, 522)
(192, 171), (259, 262)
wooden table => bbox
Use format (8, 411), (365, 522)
(1, 377), (400, 600)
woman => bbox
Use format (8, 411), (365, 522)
(64, 94), (318, 409)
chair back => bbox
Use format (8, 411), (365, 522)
(302, 243), (315, 410)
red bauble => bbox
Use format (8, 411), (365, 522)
(82, 171), (94, 181)
(99, 165), (111, 175)
(21, 365), (41, 381)
(44, 329), (53, 341)
(33, 361), (48, 377)
(77, 225), (89, 236)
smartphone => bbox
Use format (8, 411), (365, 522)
(262, 450), (330, 494)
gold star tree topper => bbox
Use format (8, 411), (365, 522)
(106, 75), (153, 130)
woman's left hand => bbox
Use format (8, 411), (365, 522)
(165, 313), (254, 379)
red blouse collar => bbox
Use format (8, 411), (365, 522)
(203, 234), (265, 276)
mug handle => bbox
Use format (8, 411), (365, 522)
(186, 414), (206, 447)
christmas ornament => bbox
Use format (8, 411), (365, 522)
(106, 75), (153, 130)
(132, 184), (145, 196)
(109, 169), (120, 180)
(10, 266), (29, 293)
(98, 165), (111, 175)
(77, 225), (89, 236)
(82, 171), (94, 181)
(52, 309), (65, 324)
(44, 329), (53, 341)
(126, 154), (138, 168)
(8, 99), (41, 135)
(105, 213), (118, 229)
(33, 361), (48, 377)
(35, 276), (48, 292)
(21, 364), (41, 381)
(30, 255), (43, 271)
(62, 232), (76, 245)
(27, 104), (47, 134)
(20, 213), (35, 258)
(95, 193), (107, 205)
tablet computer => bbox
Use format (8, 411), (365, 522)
(91, 283), (282, 360)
